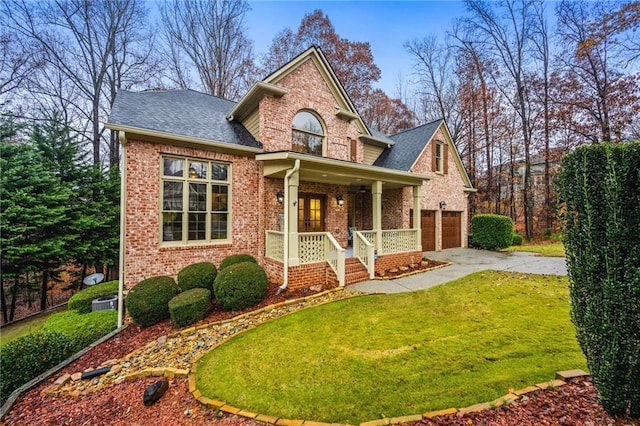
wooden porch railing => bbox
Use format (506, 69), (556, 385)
(298, 232), (345, 286)
(265, 230), (284, 261)
(382, 229), (420, 254)
(353, 231), (375, 279)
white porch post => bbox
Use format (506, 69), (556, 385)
(372, 180), (383, 254)
(413, 184), (422, 252)
(287, 166), (300, 266)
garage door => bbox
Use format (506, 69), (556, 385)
(410, 210), (436, 251)
(442, 211), (461, 249)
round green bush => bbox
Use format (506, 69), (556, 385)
(512, 233), (524, 246)
(43, 310), (118, 352)
(213, 261), (268, 311)
(169, 288), (211, 327)
(125, 276), (180, 328)
(219, 253), (257, 271)
(67, 280), (119, 313)
(0, 331), (74, 405)
(177, 262), (217, 292)
(470, 214), (514, 250)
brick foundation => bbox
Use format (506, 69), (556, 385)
(374, 251), (423, 276)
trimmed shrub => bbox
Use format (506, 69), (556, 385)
(67, 280), (119, 313)
(213, 261), (268, 311)
(169, 288), (211, 327)
(511, 233), (523, 246)
(0, 331), (74, 405)
(125, 276), (180, 328)
(42, 310), (118, 352)
(470, 214), (514, 250)
(219, 253), (257, 271)
(177, 262), (217, 292)
(559, 142), (640, 417)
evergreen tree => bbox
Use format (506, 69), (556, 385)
(0, 141), (75, 313)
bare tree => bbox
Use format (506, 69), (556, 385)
(460, 0), (537, 241)
(0, 27), (38, 100)
(556, 0), (639, 144)
(531, 0), (554, 232)
(2, 0), (156, 166)
(160, 0), (257, 100)
(404, 35), (462, 141)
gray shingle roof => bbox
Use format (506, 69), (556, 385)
(373, 119), (443, 171)
(107, 89), (261, 149)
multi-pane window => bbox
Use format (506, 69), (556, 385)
(292, 111), (324, 156)
(161, 156), (230, 244)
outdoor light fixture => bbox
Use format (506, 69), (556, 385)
(439, 201), (447, 210)
(276, 190), (284, 204)
(336, 195), (344, 207)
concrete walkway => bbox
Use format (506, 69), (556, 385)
(349, 248), (567, 294)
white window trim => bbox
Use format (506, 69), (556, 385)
(159, 155), (232, 246)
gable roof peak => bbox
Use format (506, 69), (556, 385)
(389, 118), (444, 138)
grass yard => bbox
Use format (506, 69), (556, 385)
(195, 271), (586, 424)
(504, 243), (565, 257)
(0, 306), (66, 347)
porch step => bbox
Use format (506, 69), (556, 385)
(345, 258), (370, 285)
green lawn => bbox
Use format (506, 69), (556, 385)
(0, 306), (66, 347)
(195, 271), (586, 424)
(504, 243), (565, 257)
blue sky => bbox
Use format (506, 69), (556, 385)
(245, 1), (468, 94)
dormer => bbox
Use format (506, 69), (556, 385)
(226, 46), (389, 164)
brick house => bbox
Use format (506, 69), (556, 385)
(106, 46), (474, 294)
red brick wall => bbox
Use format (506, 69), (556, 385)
(123, 139), (264, 289)
(259, 58), (362, 159)
(382, 188), (404, 229)
(374, 251), (423, 276)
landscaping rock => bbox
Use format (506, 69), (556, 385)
(80, 366), (112, 380)
(143, 379), (169, 406)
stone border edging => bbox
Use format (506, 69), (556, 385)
(0, 326), (126, 421)
(190, 351), (588, 426)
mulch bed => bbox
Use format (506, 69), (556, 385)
(377, 259), (449, 279)
(4, 284), (640, 426)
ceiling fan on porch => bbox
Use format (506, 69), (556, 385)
(347, 185), (371, 194)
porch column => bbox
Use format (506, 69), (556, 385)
(372, 180), (383, 253)
(287, 167), (300, 266)
(413, 185), (422, 251)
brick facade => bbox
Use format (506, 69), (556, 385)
(402, 128), (471, 250)
(119, 51), (471, 292)
(123, 139), (264, 289)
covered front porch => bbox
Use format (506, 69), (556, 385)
(258, 152), (431, 289)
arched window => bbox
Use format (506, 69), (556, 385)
(292, 111), (324, 156)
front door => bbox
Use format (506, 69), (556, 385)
(298, 194), (325, 232)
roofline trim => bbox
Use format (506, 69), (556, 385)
(104, 123), (264, 154)
(409, 120), (475, 189)
(256, 151), (431, 183)
(226, 82), (288, 122)
(264, 47), (371, 136)
(359, 133), (395, 147)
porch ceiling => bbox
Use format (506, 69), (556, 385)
(257, 151), (431, 190)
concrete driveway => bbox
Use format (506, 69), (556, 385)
(349, 247), (567, 294)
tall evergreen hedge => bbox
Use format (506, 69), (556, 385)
(559, 142), (640, 417)
(469, 214), (513, 250)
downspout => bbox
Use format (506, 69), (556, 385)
(117, 132), (127, 328)
(278, 159), (300, 294)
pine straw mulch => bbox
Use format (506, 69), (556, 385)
(3, 284), (640, 426)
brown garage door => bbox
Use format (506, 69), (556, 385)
(410, 210), (436, 251)
(442, 211), (461, 249)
